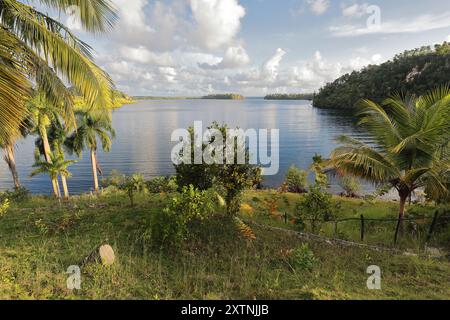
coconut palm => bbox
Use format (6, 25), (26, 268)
(0, 0), (117, 143)
(329, 87), (450, 241)
(31, 153), (76, 198)
(0, 135), (20, 189)
(28, 95), (64, 195)
(35, 116), (72, 198)
(68, 111), (115, 191)
(0, 116), (33, 189)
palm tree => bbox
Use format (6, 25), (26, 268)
(0, 136), (20, 189)
(0, 117), (33, 189)
(28, 95), (64, 195)
(329, 87), (450, 241)
(69, 111), (115, 192)
(0, 0), (117, 143)
(31, 153), (76, 198)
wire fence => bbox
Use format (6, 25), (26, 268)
(281, 210), (450, 245)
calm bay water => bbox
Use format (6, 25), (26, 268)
(0, 99), (373, 194)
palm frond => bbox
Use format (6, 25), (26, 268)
(34, 0), (118, 33)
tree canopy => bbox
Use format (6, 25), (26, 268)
(313, 42), (450, 109)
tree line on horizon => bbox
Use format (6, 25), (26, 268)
(313, 42), (450, 109)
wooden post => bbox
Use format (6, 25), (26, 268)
(426, 211), (439, 243)
(394, 218), (401, 245)
(284, 212), (288, 224)
(360, 214), (365, 242)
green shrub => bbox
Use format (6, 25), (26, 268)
(122, 174), (146, 206)
(146, 176), (178, 193)
(150, 185), (217, 247)
(338, 176), (362, 197)
(285, 165), (308, 193)
(288, 244), (317, 272)
(103, 172), (147, 205)
(0, 199), (10, 219)
(295, 186), (333, 233)
(101, 169), (126, 188)
(0, 187), (30, 203)
(174, 122), (261, 215)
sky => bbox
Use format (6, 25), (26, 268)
(52, 0), (450, 96)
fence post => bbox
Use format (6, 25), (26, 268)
(426, 211), (439, 244)
(334, 220), (338, 236)
(284, 212), (288, 224)
(360, 214), (365, 241)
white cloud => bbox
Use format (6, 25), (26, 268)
(190, 0), (246, 50)
(159, 67), (178, 83)
(65, 5), (82, 31)
(199, 46), (250, 69)
(262, 48), (286, 81)
(112, 0), (151, 31)
(341, 3), (369, 17)
(447, 35), (450, 42)
(331, 11), (450, 37)
(119, 46), (174, 65)
(348, 54), (382, 70)
(306, 0), (330, 15)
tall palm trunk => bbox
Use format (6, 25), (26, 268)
(51, 178), (61, 198)
(3, 144), (20, 189)
(394, 192), (409, 244)
(40, 126), (61, 198)
(61, 175), (69, 198)
(90, 149), (99, 192)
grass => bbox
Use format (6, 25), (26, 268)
(0, 191), (449, 300)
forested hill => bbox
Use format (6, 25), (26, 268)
(313, 42), (450, 109)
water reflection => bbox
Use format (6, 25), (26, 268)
(0, 99), (372, 194)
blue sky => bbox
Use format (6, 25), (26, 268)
(59, 0), (450, 96)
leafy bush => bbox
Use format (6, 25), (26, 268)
(146, 176), (178, 194)
(285, 166), (308, 193)
(102, 171), (147, 205)
(0, 187), (30, 203)
(338, 176), (362, 197)
(288, 244), (317, 272)
(295, 186), (333, 233)
(101, 169), (126, 188)
(0, 199), (10, 219)
(174, 122), (262, 215)
(150, 185), (217, 247)
(122, 174), (146, 206)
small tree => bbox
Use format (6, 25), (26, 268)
(295, 185), (333, 233)
(0, 199), (10, 219)
(174, 122), (261, 216)
(30, 153), (76, 198)
(295, 155), (334, 233)
(122, 174), (146, 206)
(338, 175), (362, 197)
(150, 185), (216, 247)
(285, 165), (308, 193)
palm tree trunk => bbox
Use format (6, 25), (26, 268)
(3, 144), (20, 189)
(51, 179), (61, 198)
(40, 126), (52, 163)
(40, 126), (60, 198)
(90, 149), (99, 192)
(61, 175), (69, 198)
(394, 193), (408, 244)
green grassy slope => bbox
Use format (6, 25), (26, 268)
(0, 191), (449, 300)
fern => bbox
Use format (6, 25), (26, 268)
(234, 217), (256, 241)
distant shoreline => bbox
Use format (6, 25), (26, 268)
(264, 93), (314, 101)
